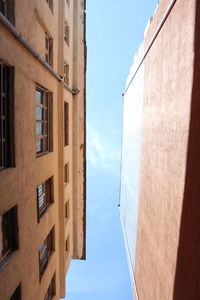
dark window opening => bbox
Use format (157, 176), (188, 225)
(0, 61), (15, 172)
(0, 206), (18, 269)
(10, 284), (21, 300)
(64, 163), (69, 184)
(39, 227), (55, 279)
(37, 177), (53, 221)
(46, 0), (53, 13)
(65, 235), (69, 252)
(65, 200), (69, 219)
(63, 64), (69, 85)
(64, 102), (69, 146)
(0, 0), (15, 25)
(64, 23), (69, 46)
(45, 34), (53, 67)
(44, 273), (56, 300)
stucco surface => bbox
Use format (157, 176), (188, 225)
(0, 0), (86, 299)
(134, 0), (196, 299)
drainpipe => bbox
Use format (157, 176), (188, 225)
(0, 12), (80, 95)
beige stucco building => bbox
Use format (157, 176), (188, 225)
(0, 0), (86, 299)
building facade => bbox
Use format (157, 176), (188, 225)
(0, 0), (86, 299)
(120, 0), (200, 299)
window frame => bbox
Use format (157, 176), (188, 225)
(39, 227), (55, 280)
(45, 33), (53, 67)
(0, 60), (15, 172)
(37, 177), (54, 221)
(35, 85), (52, 157)
(46, 0), (53, 13)
(0, 206), (19, 270)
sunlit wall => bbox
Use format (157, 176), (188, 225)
(120, 43), (144, 284)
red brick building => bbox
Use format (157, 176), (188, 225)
(120, 1), (200, 299)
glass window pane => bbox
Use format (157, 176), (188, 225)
(36, 122), (42, 135)
(36, 90), (42, 105)
(36, 107), (42, 121)
(36, 139), (41, 153)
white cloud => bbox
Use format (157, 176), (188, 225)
(87, 122), (121, 175)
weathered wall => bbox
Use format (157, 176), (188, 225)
(120, 43), (144, 292)
(134, 0), (196, 299)
(0, 0), (86, 299)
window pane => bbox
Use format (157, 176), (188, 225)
(36, 139), (41, 153)
(36, 90), (42, 105)
(36, 107), (42, 121)
(36, 122), (42, 135)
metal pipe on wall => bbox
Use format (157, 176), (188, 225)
(0, 12), (80, 95)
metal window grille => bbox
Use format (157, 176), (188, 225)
(39, 229), (54, 278)
(36, 86), (50, 155)
(37, 178), (52, 220)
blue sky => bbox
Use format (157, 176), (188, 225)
(65, 1), (158, 299)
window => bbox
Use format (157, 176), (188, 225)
(0, 61), (14, 172)
(44, 273), (56, 300)
(35, 86), (52, 156)
(10, 284), (21, 300)
(45, 34), (53, 67)
(63, 63), (69, 85)
(64, 163), (69, 184)
(65, 235), (69, 252)
(39, 227), (55, 279)
(46, 0), (53, 13)
(0, 206), (18, 269)
(65, 200), (69, 219)
(64, 102), (69, 146)
(0, 0), (15, 24)
(64, 23), (69, 46)
(37, 177), (53, 221)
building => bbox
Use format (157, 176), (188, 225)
(120, 0), (200, 299)
(0, 0), (86, 299)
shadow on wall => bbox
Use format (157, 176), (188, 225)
(173, 2), (200, 299)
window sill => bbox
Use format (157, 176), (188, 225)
(0, 166), (15, 174)
(36, 151), (51, 158)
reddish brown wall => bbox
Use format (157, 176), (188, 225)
(173, 1), (200, 299)
(134, 0), (196, 299)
